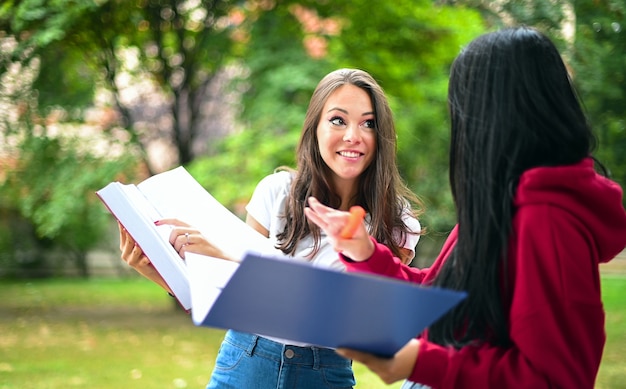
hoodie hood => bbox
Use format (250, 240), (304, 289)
(514, 157), (626, 264)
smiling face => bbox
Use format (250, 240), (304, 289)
(316, 84), (377, 190)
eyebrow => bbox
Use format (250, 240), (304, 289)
(326, 107), (375, 116)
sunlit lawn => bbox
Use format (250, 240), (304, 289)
(0, 277), (400, 388)
(0, 270), (624, 388)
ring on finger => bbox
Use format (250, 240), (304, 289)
(184, 232), (190, 244)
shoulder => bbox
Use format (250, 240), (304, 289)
(247, 170), (295, 229)
(253, 170), (294, 197)
(401, 208), (421, 234)
(257, 170), (293, 188)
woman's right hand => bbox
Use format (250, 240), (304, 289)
(118, 222), (171, 293)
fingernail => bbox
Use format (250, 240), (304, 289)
(154, 220), (161, 225)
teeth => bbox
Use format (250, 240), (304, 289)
(339, 151), (360, 158)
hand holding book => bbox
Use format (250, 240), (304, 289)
(97, 166), (279, 310)
(118, 223), (174, 294)
(155, 218), (236, 262)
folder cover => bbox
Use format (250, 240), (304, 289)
(187, 252), (467, 358)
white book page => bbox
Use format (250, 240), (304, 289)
(120, 183), (174, 245)
(185, 252), (239, 323)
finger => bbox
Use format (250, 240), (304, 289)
(124, 243), (142, 266)
(178, 244), (188, 259)
(156, 218), (190, 227)
(304, 207), (329, 230)
(118, 223), (127, 250)
(120, 232), (135, 262)
(305, 199), (350, 237)
(129, 244), (146, 266)
(170, 229), (195, 249)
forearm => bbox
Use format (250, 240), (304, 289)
(131, 262), (172, 294)
(341, 237), (430, 283)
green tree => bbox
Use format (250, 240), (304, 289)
(571, 0), (626, 191)
(0, 101), (135, 277)
(1, 0), (244, 172)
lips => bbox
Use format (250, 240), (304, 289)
(338, 151), (362, 158)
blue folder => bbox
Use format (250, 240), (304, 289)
(191, 252), (466, 358)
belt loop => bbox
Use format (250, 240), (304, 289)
(245, 334), (259, 356)
(312, 347), (320, 370)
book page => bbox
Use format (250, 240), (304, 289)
(185, 253), (239, 324)
(121, 183), (173, 244)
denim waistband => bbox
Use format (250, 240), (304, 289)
(224, 330), (351, 369)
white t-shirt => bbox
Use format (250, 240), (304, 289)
(245, 171), (421, 346)
(246, 171), (421, 272)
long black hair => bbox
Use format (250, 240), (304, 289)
(429, 27), (597, 347)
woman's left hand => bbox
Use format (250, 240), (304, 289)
(304, 197), (375, 261)
(336, 338), (420, 385)
(156, 218), (236, 261)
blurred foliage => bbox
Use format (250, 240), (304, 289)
(0, 127), (136, 277)
(0, 1), (625, 276)
(571, 0), (626, 186)
(1, 0), (245, 169)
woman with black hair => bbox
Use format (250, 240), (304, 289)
(305, 27), (626, 388)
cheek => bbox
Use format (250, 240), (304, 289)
(316, 127), (336, 154)
(364, 132), (376, 149)
(365, 133), (377, 156)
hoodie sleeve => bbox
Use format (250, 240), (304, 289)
(339, 226), (458, 284)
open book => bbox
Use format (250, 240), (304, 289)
(95, 166), (277, 311)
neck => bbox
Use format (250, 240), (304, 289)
(332, 177), (358, 211)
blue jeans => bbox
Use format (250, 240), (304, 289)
(207, 330), (355, 389)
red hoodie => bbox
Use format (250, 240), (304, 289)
(342, 158), (626, 388)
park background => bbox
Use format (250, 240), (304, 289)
(0, 0), (625, 388)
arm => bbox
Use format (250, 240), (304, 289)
(305, 196), (444, 282)
(246, 213), (270, 237)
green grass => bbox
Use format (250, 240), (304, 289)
(0, 275), (624, 388)
(0, 278), (396, 388)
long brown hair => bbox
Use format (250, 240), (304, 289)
(277, 68), (423, 258)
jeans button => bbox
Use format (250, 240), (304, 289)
(284, 349), (295, 359)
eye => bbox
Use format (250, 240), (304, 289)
(330, 116), (346, 126)
(363, 119), (375, 129)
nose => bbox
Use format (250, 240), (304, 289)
(342, 125), (362, 143)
